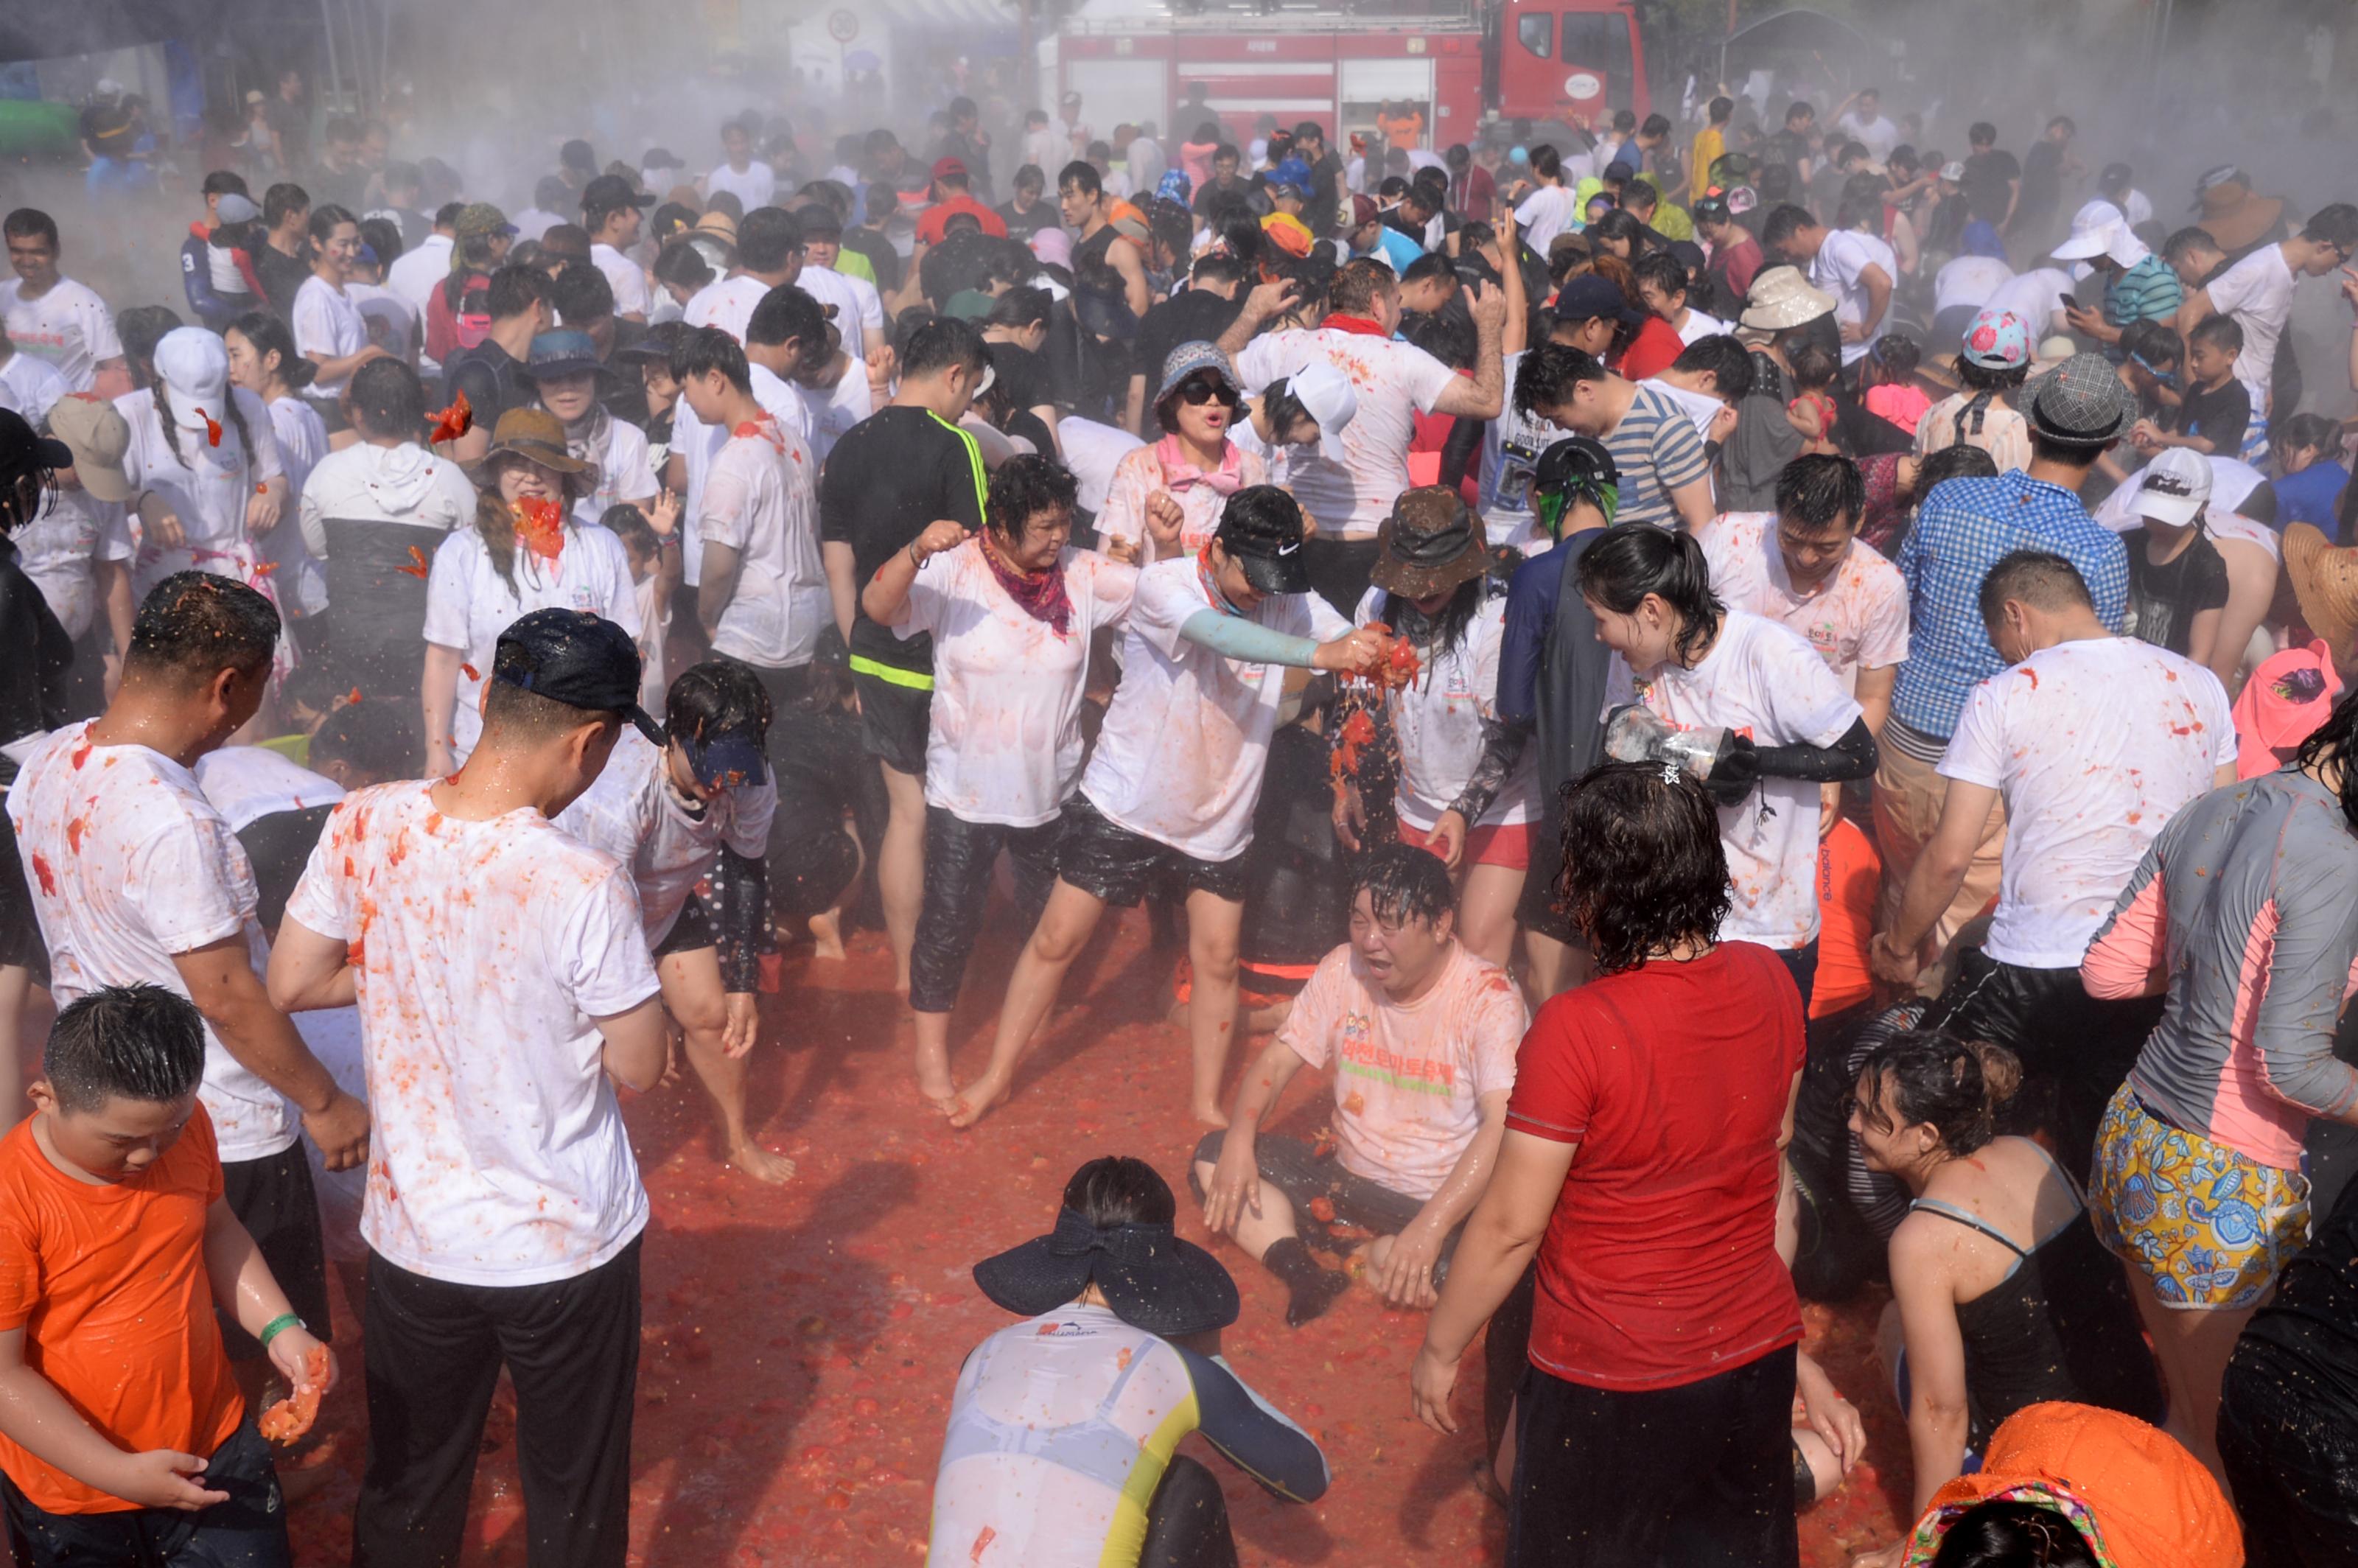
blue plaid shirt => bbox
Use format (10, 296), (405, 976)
(1892, 472), (2129, 739)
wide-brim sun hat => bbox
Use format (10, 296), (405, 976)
(2286, 521), (2358, 664)
(1738, 265), (1837, 331)
(469, 407), (590, 483)
(1371, 486), (1490, 599)
(973, 1207), (1239, 1337)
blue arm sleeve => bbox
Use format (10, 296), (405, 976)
(1170, 1345), (1330, 1502)
(181, 236), (230, 329)
(1496, 556), (1556, 725)
(1178, 609), (1324, 668)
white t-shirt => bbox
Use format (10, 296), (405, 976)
(0, 277), (122, 391)
(1699, 512), (1910, 692)
(1835, 112), (1899, 164)
(292, 274), (370, 397)
(0, 351), (68, 425)
(797, 265), (882, 363)
(697, 412), (827, 670)
(889, 536), (1137, 827)
(192, 746), (343, 830)
(284, 780), (658, 1286)
(1939, 637), (2235, 967)
(260, 394), (330, 618)
(1811, 229), (1897, 366)
(1354, 587), (1536, 830)
(15, 484), (130, 640)
(570, 414), (654, 528)
(1673, 307), (1731, 346)
(5, 723), (300, 1161)
(1234, 327), (1456, 540)
(1642, 375), (1726, 443)
(346, 281), (418, 364)
(511, 206), (564, 245)
(1053, 416), (1145, 517)
(683, 273), (772, 346)
(1513, 183), (1581, 254)
(1983, 267), (2077, 340)
(797, 356), (872, 463)
(1080, 557), (1350, 861)
(1934, 255), (2015, 317)
(589, 242), (651, 319)
(557, 729), (775, 947)
(1613, 610), (1863, 949)
(385, 233), (452, 323)
(668, 363), (801, 587)
(116, 385), (284, 594)
(1281, 941), (1525, 1199)
(421, 520), (640, 760)
(1096, 441), (1269, 564)
(2203, 242), (2298, 400)
(1478, 351), (1572, 551)
(704, 161), (777, 211)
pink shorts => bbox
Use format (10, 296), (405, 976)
(1398, 819), (1533, 870)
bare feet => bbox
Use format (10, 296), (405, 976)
(726, 1141), (798, 1184)
(914, 1040), (956, 1110)
(945, 1071), (1012, 1130)
(806, 909), (846, 962)
(1191, 1100), (1231, 1130)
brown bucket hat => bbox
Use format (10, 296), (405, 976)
(2285, 522), (2358, 666)
(1371, 486), (1491, 599)
(469, 407), (590, 489)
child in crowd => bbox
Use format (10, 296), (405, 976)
(1785, 340), (1842, 456)
(0, 984), (332, 1567)
(1861, 334), (1928, 438)
(2136, 313), (2248, 459)
(601, 500), (678, 713)
(2120, 449), (2230, 665)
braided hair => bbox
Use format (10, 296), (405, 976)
(155, 382), (257, 478)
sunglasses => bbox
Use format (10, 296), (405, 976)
(1178, 379), (1240, 408)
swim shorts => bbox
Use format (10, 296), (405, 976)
(2089, 1081), (2309, 1311)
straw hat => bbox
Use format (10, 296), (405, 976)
(2285, 522), (2358, 664)
(1739, 265), (1837, 331)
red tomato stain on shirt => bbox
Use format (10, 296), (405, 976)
(27, 854), (55, 896)
(69, 740), (92, 770)
(2023, 668), (2038, 689)
(64, 818), (86, 854)
(970, 1524), (996, 1562)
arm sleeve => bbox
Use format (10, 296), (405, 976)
(1446, 715), (1530, 825)
(1169, 1345), (1331, 1502)
(419, 538), (472, 648)
(1401, 343), (1458, 417)
(181, 237), (225, 323)
(1176, 609), (1322, 667)
(1749, 715), (1878, 783)
(712, 844), (771, 993)
(1935, 681), (2007, 790)
(1440, 413), (1485, 493)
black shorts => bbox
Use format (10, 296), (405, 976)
(1054, 794), (1250, 909)
(652, 892), (716, 959)
(1515, 806), (1575, 945)
(219, 1144), (331, 1362)
(1190, 1129), (1464, 1277)
(850, 665), (933, 777)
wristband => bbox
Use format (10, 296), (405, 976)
(258, 1312), (304, 1349)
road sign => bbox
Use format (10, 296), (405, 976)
(828, 10), (859, 43)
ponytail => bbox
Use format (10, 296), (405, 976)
(1574, 523), (1723, 665)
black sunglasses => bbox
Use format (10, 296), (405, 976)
(1178, 379), (1240, 408)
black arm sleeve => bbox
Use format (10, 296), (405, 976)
(1747, 715), (1880, 783)
(1439, 414), (1485, 494)
(1170, 1345), (1330, 1502)
(1445, 715), (1530, 825)
(711, 844), (772, 993)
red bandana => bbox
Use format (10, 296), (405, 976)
(981, 532), (1073, 637)
(1320, 314), (1390, 338)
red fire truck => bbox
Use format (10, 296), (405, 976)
(1050, 0), (1646, 157)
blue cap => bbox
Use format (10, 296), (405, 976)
(1155, 340), (1240, 405)
(520, 329), (604, 381)
(681, 729), (767, 789)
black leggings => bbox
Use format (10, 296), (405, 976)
(1140, 1455), (1238, 1568)
(908, 808), (1059, 1015)
(2219, 1342), (2358, 1567)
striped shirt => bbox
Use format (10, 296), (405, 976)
(1890, 470), (2129, 740)
(2105, 254), (2185, 332)
(1602, 383), (1712, 529)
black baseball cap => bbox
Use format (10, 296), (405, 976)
(581, 172), (655, 219)
(1212, 485), (1313, 595)
(1552, 273), (1641, 325)
(491, 609), (665, 746)
(0, 407), (72, 476)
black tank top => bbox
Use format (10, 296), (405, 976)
(1909, 1191), (2164, 1447)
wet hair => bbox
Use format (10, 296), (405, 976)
(667, 658), (773, 748)
(1870, 332), (1921, 379)
(2295, 685), (2358, 833)
(1929, 1501), (2097, 1567)
(669, 323), (751, 393)
(1979, 549), (2093, 624)
(1967, 121), (1997, 147)
(1553, 760), (1730, 974)
(1575, 524), (1724, 665)
(1063, 1155), (1177, 1228)
(0, 413), (60, 533)
(1512, 343), (1608, 422)
(1351, 841), (1456, 928)
(1760, 203), (1818, 248)
(2119, 319), (2181, 371)
(900, 316), (990, 382)
(1632, 248), (1690, 305)
(1777, 454), (1866, 533)
(1787, 340), (1840, 393)
(653, 238), (716, 296)
(486, 263), (553, 322)
(2276, 410), (2342, 461)
(2161, 226), (2222, 265)
(1190, 253), (1248, 293)
(2188, 313), (2243, 357)
(602, 502), (658, 560)
(228, 309), (317, 392)
(307, 202), (358, 254)
(1620, 179), (1659, 214)
(550, 259), (615, 325)
(310, 698), (422, 781)
(1528, 144), (1561, 182)
(746, 284), (827, 360)
(1855, 1031), (2023, 1155)
(1957, 350), (2031, 392)
(1057, 160), (1102, 197)
(737, 207), (805, 274)
(984, 286), (1052, 336)
(347, 357), (426, 441)
(1586, 208), (1655, 259)
(44, 984), (207, 1113)
(262, 183), (310, 228)
(1668, 334), (1754, 401)
(1399, 251), (1457, 300)
(1399, 308), (1474, 371)
(2303, 203), (2358, 250)
(1329, 258), (1399, 319)
(985, 453), (1079, 545)
(357, 216), (404, 271)
(125, 571), (281, 685)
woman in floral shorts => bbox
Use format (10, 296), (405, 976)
(2079, 692), (2358, 1479)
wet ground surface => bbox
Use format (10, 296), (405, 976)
(280, 910), (1914, 1566)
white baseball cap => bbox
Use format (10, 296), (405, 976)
(2135, 447), (2213, 527)
(154, 327), (230, 435)
(1282, 360), (1357, 462)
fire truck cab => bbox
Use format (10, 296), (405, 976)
(1048, 0), (1644, 158)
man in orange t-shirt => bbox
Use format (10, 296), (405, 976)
(0, 984), (333, 1565)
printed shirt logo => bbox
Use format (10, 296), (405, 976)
(1336, 1013), (1459, 1099)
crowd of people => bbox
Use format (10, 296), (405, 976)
(6, 57), (2358, 1568)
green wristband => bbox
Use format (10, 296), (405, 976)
(257, 1312), (304, 1349)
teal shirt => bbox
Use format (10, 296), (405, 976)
(2105, 253), (2184, 330)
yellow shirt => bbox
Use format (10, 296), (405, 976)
(1690, 126), (1726, 201)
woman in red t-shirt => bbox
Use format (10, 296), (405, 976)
(1409, 760), (1816, 1567)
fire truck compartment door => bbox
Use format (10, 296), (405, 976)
(1339, 57), (1436, 150)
